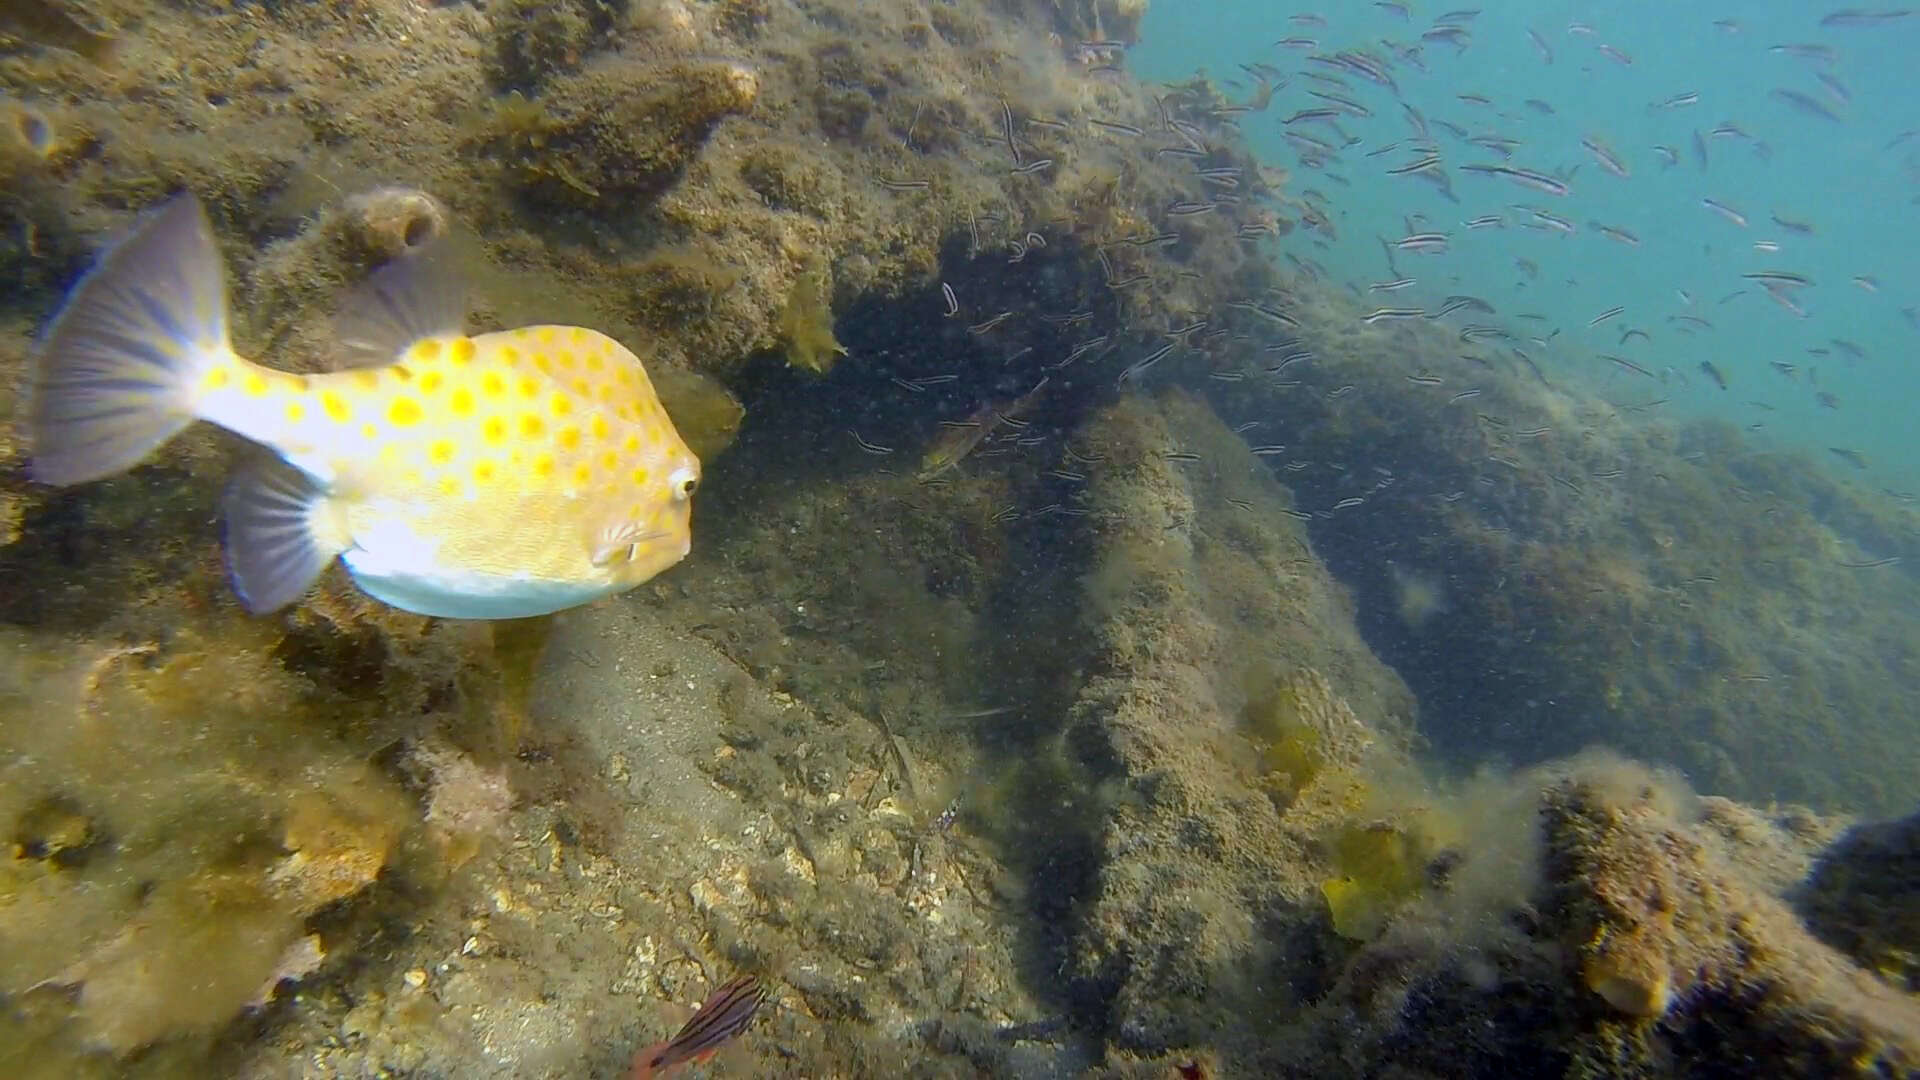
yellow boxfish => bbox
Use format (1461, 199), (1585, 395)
(28, 194), (701, 618)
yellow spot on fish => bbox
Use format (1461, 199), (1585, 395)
(323, 392), (352, 423)
(413, 339), (443, 362)
(533, 453), (555, 478)
(482, 371), (507, 397)
(204, 367), (232, 390)
(429, 439), (456, 465)
(571, 378), (591, 396)
(483, 416), (508, 445)
(538, 328), (556, 345)
(285, 401), (305, 423)
(591, 414), (610, 440)
(500, 345), (520, 366)
(473, 459), (497, 484)
(449, 387), (476, 417)
(243, 371), (270, 396)
(520, 414), (545, 438)
(585, 352), (604, 371)
(439, 474), (462, 497)
(388, 397), (425, 427)
(622, 435), (640, 453)
(558, 425), (581, 450)
(418, 370), (444, 394)
(631, 466), (650, 486)
(571, 462), (592, 488)
(352, 370), (380, 391)
(600, 450), (618, 472)
(553, 351), (576, 370)
(615, 367), (635, 386)
(450, 337), (476, 365)
(517, 375), (539, 399)
(570, 328), (588, 344)
(596, 385), (616, 405)
(550, 393), (573, 418)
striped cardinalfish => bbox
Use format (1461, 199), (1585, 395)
(28, 194), (701, 618)
(630, 975), (766, 1079)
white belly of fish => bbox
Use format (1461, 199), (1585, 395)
(340, 515), (615, 619)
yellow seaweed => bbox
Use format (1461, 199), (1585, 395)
(779, 255), (846, 374)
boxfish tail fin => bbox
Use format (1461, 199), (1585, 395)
(222, 458), (344, 614)
(29, 193), (232, 486)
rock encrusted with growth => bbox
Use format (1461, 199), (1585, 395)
(1799, 808), (1920, 993)
(1543, 777), (1920, 1073)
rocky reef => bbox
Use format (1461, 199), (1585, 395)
(0, 608), (515, 1073)
(1543, 777), (1918, 1072)
(1800, 809), (1920, 995)
(1050, 392), (1419, 1058)
(1189, 279), (1920, 817)
(2, 0), (1918, 1076)
(1237, 755), (1919, 1079)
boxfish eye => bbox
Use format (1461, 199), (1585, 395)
(670, 465), (699, 499)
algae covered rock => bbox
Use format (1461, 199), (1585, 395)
(1055, 392), (1418, 1056)
(1800, 808), (1920, 992)
(0, 618), (434, 1062)
(1320, 821), (1433, 942)
(487, 0), (616, 93)
(1542, 775), (1920, 1072)
(1243, 757), (1915, 1078)
(479, 58), (759, 211)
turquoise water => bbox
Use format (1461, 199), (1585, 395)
(1135, 3), (1920, 492)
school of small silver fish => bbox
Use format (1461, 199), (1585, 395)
(859, 6), (1918, 528)
(1218, 6), (1915, 482)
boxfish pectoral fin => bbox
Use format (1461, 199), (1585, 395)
(222, 457), (346, 613)
(589, 519), (668, 567)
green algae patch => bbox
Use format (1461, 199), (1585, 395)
(778, 254), (846, 375)
(1239, 668), (1380, 818)
(1321, 822), (1432, 941)
(654, 367), (745, 461)
(0, 612), (474, 1062)
(1244, 679), (1333, 804)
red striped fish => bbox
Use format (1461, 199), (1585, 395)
(630, 975), (765, 1079)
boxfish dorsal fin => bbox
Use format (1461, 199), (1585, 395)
(333, 243), (469, 368)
